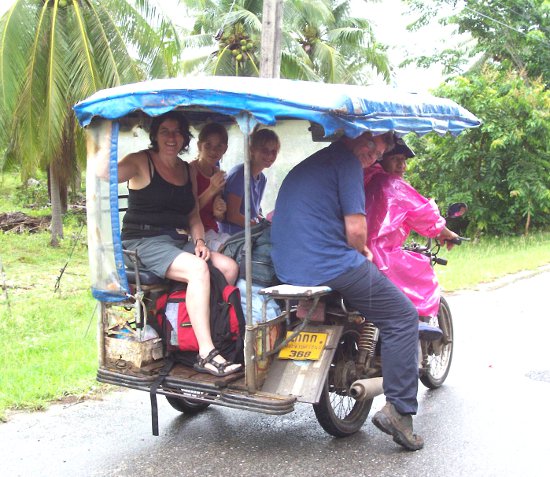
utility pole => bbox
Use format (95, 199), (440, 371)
(259, 0), (283, 78)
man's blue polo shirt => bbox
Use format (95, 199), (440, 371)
(271, 141), (366, 285)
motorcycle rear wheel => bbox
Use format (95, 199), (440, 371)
(420, 296), (454, 389)
(313, 329), (373, 437)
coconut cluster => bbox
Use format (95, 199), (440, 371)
(44, 0), (72, 7)
(220, 35), (256, 65)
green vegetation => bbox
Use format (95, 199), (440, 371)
(405, 0), (550, 88)
(436, 231), (550, 291)
(403, 1), (550, 236)
(0, 231), (97, 422)
(407, 67), (550, 237)
(0, 0), (182, 245)
(182, 0), (390, 84)
(0, 174), (50, 216)
(1, 176), (97, 421)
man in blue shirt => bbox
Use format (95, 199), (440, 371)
(271, 131), (424, 451)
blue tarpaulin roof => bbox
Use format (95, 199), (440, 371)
(73, 76), (480, 138)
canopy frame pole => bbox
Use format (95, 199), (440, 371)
(236, 113), (258, 392)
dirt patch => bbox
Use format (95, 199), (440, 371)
(1, 384), (115, 422)
(0, 212), (51, 233)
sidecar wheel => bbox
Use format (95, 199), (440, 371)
(420, 296), (454, 389)
(313, 329), (372, 437)
(166, 394), (211, 414)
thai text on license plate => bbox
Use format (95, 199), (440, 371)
(278, 331), (328, 360)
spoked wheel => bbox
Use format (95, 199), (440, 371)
(313, 328), (373, 437)
(165, 392), (211, 414)
(420, 296), (454, 389)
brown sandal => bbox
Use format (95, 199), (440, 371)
(193, 349), (243, 377)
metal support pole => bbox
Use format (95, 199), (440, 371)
(242, 124), (256, 392)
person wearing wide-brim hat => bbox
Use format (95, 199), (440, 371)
(379, 136), (415, 177)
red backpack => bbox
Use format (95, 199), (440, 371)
(153, 264), (245, 364)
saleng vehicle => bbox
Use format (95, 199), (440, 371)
(74, 76), (480, 437)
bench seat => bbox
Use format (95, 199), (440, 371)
(259, 284), (332, 299)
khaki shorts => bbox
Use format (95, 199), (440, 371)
(122, 235), (195, 279)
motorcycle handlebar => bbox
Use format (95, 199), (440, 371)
(445, 236), (470, 245)
(404, 234), (469, 266)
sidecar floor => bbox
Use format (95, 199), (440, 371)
(97, 361), (296, 415)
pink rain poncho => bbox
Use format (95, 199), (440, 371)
(364, 165), (446, 317)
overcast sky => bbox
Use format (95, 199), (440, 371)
(353, 0), (460, 91)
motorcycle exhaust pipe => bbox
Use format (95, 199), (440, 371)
(349, 377), (384, 401)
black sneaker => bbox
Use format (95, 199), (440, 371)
(372, 402), (424, 451)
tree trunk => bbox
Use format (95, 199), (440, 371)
(524, 209), (531, 236)
(73, 167), (82, 194)
(49, 163), (64, 247)
(47, 162), (69, 213)
(260, 0), (283, 78)
(60, 181), (68, 213)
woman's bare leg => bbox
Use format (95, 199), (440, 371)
(210, 252), (239, 285)
(165, 252), (241, 372)
(166, 253), (213, 353)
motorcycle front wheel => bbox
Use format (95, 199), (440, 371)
(419, 296), (454, 389)
(313, 328), (373, 437)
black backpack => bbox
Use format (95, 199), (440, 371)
(220, 219), (279, 287)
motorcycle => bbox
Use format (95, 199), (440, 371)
(401, 201), (470, 389)
(300, 202), (470, 437)
(73, 76), (480, 437)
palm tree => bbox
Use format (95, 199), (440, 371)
(0, 0), (182, 245)
(180, 0), (266, 77)
(180, 0), (390, 84)
(285, 0), (390, 84)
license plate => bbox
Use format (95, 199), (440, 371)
(278, 331), (328, 360)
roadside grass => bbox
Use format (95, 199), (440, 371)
(1, 168), (549, 419)
(436, 231), (550, 291)
(0, 173), (50, 216)
(0, 174), (24, 214)
(0, 230), (98, 421)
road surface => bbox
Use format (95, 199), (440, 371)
(2, 269), (549, 477)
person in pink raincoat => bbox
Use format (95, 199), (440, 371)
(364, 136), (458, 320)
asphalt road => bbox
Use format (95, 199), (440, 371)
(2, 269), (549, 477)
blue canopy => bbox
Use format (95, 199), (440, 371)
(73, 76), (480, 138)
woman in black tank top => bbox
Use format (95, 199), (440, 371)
(112, 111), (241, 377)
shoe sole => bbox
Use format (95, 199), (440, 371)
(372, 411), (424, 451)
